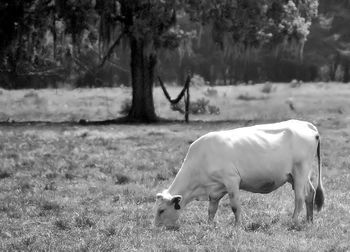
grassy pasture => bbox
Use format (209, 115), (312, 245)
(0, 83), (350, 251)
(0, 82), (349, 123)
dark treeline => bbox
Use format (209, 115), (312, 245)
(0, 0), (349, 90)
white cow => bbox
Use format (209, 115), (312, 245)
(154, 120), (324, 227)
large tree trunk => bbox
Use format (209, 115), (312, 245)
(127, 37), (158, 122)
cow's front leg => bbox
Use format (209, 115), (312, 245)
(208, 196), (219, 223)
(208, 192), (226, 223)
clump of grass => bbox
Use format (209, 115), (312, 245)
(64, 172), (75, 180)
(44, 182), (57, 191)
(156, 173), (168, 181)
(0, 202), (21, 219)
(19, 181), (32, 192)
(288, 223), (304, 231)
(147, 131), (165, 136)
(0, 170), (11, 179)
(45, 173), (58, 179)
(134, 195), (155, 204)
(6, 152), (19, 160)
(245, 221), (271, 233)
(114, 173), (131, 184)
(41, 200), (60, 212)
(54, 218), (70, 230)
(237, 93), (268, 101)
(75, 214), (95, 228)
(112, 195), (120, 203)
(103, 226), (117, 237)
(23, 91), (39, 98)
(21, 235), (36, 247)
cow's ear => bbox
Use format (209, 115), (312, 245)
(156, 193), (164, 200)
(171, 195), (182, 210)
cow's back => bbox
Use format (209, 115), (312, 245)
(188, 120), (319, 193)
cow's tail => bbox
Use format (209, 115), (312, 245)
(315, 135), (324, 211)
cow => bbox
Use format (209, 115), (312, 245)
(154, 120), (324, 228)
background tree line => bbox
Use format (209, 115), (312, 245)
(1, 0), (345, 122)
(2, 0), (347, 90)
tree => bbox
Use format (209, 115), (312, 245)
(0, 0), (318, 121)
(0, 0), (97, 88)
(97, 0), (318, 122)
(304, 0), (350, 82)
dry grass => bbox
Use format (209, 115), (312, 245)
(0, 82), (349, 124)
(0, 83), (349, 251)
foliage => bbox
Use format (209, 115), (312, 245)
(203, 87), (218, 97)
(119, 98), (132, 116)
(208, 105), (220, 115)
(170, 97), (220, 115)
(290, 79), (302, 88)
(261, 82), (274, 93)
(189, 98), (210, 114)
(304, 0), (350, 82)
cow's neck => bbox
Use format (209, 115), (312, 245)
(167, 163), (202, 208)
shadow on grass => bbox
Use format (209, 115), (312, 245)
(0, 116), (279, 128)
(244, 221), (271, 233)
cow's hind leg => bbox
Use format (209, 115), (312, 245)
(292, 163), (309, 224)
(208, 192), (226, 223)
(305, 178), (315, 222)
(225, 178), (241, 226)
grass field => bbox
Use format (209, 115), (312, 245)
(0, 83), (350, 251)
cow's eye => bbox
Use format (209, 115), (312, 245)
(159, 209), (165, 215)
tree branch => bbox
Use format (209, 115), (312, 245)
(99, 32), (125, 68)
(90, 49), (129, 73)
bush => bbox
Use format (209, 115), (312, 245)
(191, 74), (205, 87)
(190, 98), (209, 114)
(290, 79), (301, 88)
(261, 82), (274, 94)
(170, 97), (220, 115)
(208, 105), (220, 115)
(237, 93), (268, 101)
(203, 87), (218, 97)
(119, 98), (132, 116)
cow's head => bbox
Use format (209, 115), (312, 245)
(154, 190), (182, 227)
